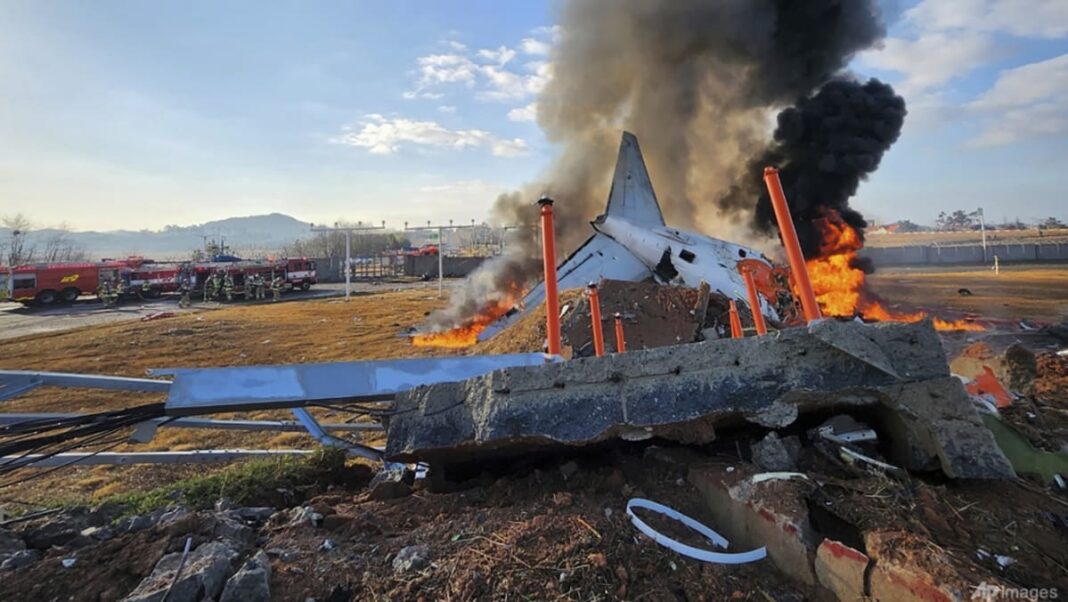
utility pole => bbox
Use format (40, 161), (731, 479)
(405, 220), (478, 298)
(310, 221), (386, 301)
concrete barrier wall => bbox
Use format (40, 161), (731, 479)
(405, 255), (487, 278)
(862, 243), (1068, 267)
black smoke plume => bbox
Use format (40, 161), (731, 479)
(742, 79), (907, 259)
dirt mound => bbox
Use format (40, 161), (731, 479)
(475, 280), (744, 356)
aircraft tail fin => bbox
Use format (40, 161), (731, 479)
(602, 132), (666, 227)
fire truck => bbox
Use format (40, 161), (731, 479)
(0, 261), (130, 305)
(1, 258), (316, 305)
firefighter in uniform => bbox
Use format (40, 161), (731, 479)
(140, 279), (152, 300)
(271, 275), (284, 302)
(178, 278), (192, 308)
(223, 272), (235, 302)
(114, 278), (125, 305)
(98, 279), (113, 308)
(255, 274), (266, 300)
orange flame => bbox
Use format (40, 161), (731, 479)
(805, 210), (983, 332)
(411, 289), (521, 349)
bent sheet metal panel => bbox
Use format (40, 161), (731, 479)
(153, 353), (555, 415)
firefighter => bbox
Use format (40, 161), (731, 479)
(203, 273), (214, 302)
(255, 274), (266, 300)
(98, 279), (113, 308)
(140, 279), (152, 300)
(178, 278), (192, 308)
(271, 275), (284, 302)
(113, 278), (125, 305)
(223, 272), (235, 302)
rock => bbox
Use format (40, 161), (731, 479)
(61, 557), (77, 568)
(321, 515), (352, 531)
(0, 528), (26, 558)
(123, 541), (239, 602)
(117, 515), (154, 534)
(23, 519), (81, 550)
(214, 497), (234, 512)
(229, 507), (275, 523)
(153, 507), (189, 528)
(1002, 344), (1037, 394)
(392, 544), (430, 573)
(1, 549), (41, 571)
(212, 515), (255, 548)
(368, 464), (415, 501)
(87, 501), (126, 527)
(285, 506), (323, 528)
(750, 432), (800, 471)
(219, 550), (271, 602)
(320, 539), (336, 551)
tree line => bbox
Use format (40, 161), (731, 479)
(3, 213), (88, 266)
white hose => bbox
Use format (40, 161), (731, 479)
(625, 498), (766, 564)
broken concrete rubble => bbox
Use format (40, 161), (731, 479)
(387, 320), (1013, 479)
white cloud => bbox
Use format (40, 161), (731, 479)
(334, 115), (528, 157)
(967, 53), (1068, 146)
(477, 45), (517, 65)
(507, 101), (537, 122)
(446, 40), (467, 51)
(437, 105), (456, 113)
(861, 32), (998, 95)
(906, 0), (1068, 39)
(519, 38), (550, 55)
(406, 35), (554, 105)
(416, 54), (478, 87)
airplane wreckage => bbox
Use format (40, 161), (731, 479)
(0, 133), (1013, 487)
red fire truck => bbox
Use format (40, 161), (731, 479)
(2, 257), (317, 305)
(0, 261), (130, 305)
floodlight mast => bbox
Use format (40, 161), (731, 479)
(310, 221), (386, 301)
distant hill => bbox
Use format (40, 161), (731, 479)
(0, 213), (313, 260)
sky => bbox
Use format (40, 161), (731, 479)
(0, 0), (1066, 232)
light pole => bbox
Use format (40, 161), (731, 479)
(977, 207), (987, 261)
(405, 220), (478, 298)
(310, 221), (386, 301)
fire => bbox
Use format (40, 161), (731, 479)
(805, 210), (983, 332)
(411, 291), (520, 349)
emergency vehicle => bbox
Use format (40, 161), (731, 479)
(0, 261), (130, 305)
(2, 257), (316, 305)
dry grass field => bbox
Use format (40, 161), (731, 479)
(867, 264), (1068, 323)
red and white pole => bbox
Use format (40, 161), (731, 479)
(538, 197), (562, 355)
(763, 167), (822, 323)
(587, 282), (605, 357)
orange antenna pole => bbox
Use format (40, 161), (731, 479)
(739, 266), (768, 335)
(587, 282), (605, 357)
(763, 167), (822, 323)
(538, 197), (561, 355)
(729, 300), (744, 339)
(613, 312), (626, 353)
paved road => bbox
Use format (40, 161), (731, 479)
(0, 279), (461, 341)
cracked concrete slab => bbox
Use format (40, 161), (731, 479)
(385, 320), (1013, 479)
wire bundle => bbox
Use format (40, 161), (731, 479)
(0, 403), (168, 484)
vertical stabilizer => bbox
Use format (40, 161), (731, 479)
(603, 132), (666, 226)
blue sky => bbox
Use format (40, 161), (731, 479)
(1, 0), (1065, 232)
